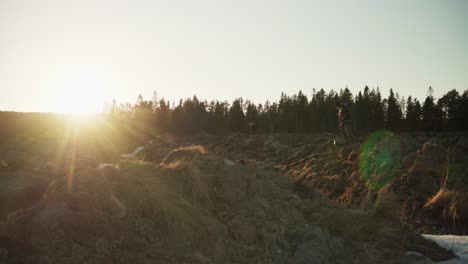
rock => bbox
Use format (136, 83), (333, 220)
(223, 159), (235, 166)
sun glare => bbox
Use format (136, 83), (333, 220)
(64, 109), (101, 129)
(53, 76), (107, 114)
(59, 102), (96, 115)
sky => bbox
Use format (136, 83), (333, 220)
(0, 0), (467, 113)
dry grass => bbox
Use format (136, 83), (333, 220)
(1, 142), (457, 263)
(160, 145), (208, 165)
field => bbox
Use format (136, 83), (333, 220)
(1, 115), (467, 263)
(2, 0), (468, 263)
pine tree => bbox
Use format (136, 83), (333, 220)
(155, 99), (170, 131)
(362, 86), (372, 131)
(423, 87), (437, 131)
(245, 101), (259, 134)
(151, 91), (158, 111)
(406, 96), (415, 132)
(228, 98), (245, 132)
(354, 91), (364, 131)
(387, 90), (402, 130)
(438, 89), (461, 130)
(459, 90), (468, 130)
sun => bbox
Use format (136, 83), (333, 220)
(55, 98), (101, 115)
(53, 77), (107, 114)
(58, 101), (97, 115)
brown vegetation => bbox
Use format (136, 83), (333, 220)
(191, 132), (468, 235)
(0, 142), (456, 263)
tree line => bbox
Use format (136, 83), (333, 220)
(105, 87), (468, 135)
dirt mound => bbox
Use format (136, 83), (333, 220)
(409, 142), (448, 180)
(119, 146), (314, 263)
(0, 173), (125, 263)
(195, 133), (468, 235)
(0, 145), (455, 263)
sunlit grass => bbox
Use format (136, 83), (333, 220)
(359, 131), (401, 191)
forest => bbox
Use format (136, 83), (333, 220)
(104, 86), (468, 135)
(1, 86), (467, 146)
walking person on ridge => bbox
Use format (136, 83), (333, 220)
(335, 101), (354, 143)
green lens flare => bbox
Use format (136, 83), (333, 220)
(359, 131), (401, 190)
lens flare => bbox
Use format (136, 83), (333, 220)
(359, 131), (401, 190)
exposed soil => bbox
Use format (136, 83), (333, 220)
(0, 132), (465, 263)
(176, 132), (468, 235)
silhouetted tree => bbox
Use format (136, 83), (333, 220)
(369, 88), (385, 130)
(245, 100), (259, 134)
(228, 98), (245, 132)
(155, 99), (170, 131)
(422, 87), (439, 131)
(459, 90), (468, 130)
(406, 96), (416, 132)
(386, 89), (402, 130)
(103, 86), (467, 136)
(439, 89), (461, 130)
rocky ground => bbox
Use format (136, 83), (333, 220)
(0, 132), (465, 263)
(176, 132), (468, 235)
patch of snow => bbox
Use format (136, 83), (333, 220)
(121, 146), (145, 159)
(405, 251), (430, 259)
(409, 235), (468, 264)
(423, 235), (468, 261)
(224, 159), (235, 166)
(97, 163), (114, 169)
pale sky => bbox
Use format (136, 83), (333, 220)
(0, 0), (467, 113)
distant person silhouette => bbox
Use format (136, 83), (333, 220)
(335, 102), (353, 143)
